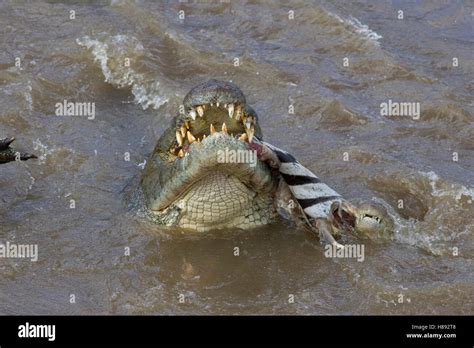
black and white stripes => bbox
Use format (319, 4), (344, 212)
(262, 141), (342, 219)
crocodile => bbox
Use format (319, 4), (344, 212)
(0, 137), (36, 164)
(140, 79), (393, 245)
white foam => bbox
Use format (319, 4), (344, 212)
(32, 138), (55, 164)
(24, 83), (33, 111)
(76, 36), (112, 84)
(328, 12), (382, 45)
(419, 170), (474, 201)
(76, 35), (168, 110)
(371, 172), (474, 255)
(347, 16), (383, 43)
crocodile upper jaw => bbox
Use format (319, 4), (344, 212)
(140, 80), (277, 231)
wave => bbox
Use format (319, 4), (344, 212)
(77, 35), (169, 110)
(367, 168), (473, 255)
(327, 12), (382, 46)
(419, 170), (474, 201)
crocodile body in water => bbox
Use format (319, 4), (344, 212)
(140, 80), (393, 244)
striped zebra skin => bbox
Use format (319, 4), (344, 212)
(261, 141), (343, 220)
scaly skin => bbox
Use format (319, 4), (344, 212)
(140, 80), (277, 231)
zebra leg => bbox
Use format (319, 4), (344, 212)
(256, 140), (346, 247)
(274, 177), (311, 228)
(314, 218), (345, 250)
(275, 176), (345, 248)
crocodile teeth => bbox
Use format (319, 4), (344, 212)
(221, 123), (228, 134)
(203, 134), (207, 139)
(246, 126), (254, 143)
(227, 103), (234, 118)
(210, 102), (213, 107)
(244, 117), (252, 129)
(189, 109), (197, 120)
(235, 105), (242, 120)
(178, 149), (184, 158)
(176, 130), (183, 146)
(187, 131), (196, 144)
(216, 102), (220, 108)
(180, 126), (187, 138)
(210, 124), (216, 135)
(196, 105), (204, 117)
(239, 133), (248, 142)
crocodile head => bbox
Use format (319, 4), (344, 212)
(140, 80), (278, 231)
(354, 202), (394, 238)
(328, 200), (394, 239)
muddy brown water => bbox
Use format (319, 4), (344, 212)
(0, 1), (473, 314)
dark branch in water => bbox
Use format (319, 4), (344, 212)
(0, 137), (37, 164)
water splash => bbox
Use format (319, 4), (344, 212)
(328, 12), (382, 45)
(32, 138), (55, 164)
(346, 16), (383, 44)
(419, 170), (474, 202)
(379, 171), (474, 255)
(76, 35), (169, 110)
